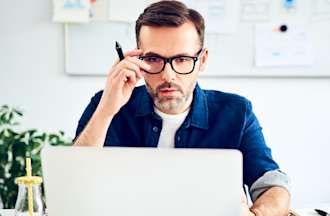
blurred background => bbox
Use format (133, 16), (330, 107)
(1, 0), (330, 208)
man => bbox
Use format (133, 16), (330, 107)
(74, 1), (290, 215)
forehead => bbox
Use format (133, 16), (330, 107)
(139, 22), (200, 56)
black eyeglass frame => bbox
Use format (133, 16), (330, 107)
(139, 48), (203, 75)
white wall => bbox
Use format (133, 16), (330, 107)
(1, 0), (330, 208)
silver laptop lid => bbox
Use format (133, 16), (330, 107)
(41, 147), (242, 216)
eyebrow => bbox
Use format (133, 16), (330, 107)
(143, 51), (196, 58)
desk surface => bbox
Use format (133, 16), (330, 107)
(1, 209), (329, 216)
(295, 208), (329, 215)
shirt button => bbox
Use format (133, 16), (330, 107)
(152, 126), (159, 133)
(177, 136), (181, 142)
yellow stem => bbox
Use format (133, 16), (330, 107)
(26, 158), (34, 216)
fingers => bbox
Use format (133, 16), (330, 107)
(106, 48), (150, 91)
(109, 59), (140, 81)
(127, 56), (151, 72)
(110, 58), (140, 78)
(110, 56), (150, 80)
(241, 190), (247, 204)
(110, 48), (151, 76)
(114, 69), (138, 88)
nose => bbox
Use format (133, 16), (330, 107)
(161, 62), (176, 82)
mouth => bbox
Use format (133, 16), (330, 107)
(158, 88), (180, 97)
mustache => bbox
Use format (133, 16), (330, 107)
(156, 82), (183, 93)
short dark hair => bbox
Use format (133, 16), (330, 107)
(135, 0), (205, 48)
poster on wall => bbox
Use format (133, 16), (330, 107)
(255, 23), (314, 67)
(53, 0), (91, 23)
(182, 0), (240, 34)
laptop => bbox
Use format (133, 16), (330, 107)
(41, 146), (242, 216)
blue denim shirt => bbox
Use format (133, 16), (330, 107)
(75, 84), (279, 188)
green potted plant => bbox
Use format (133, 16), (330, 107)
(0, 105), (72, 209)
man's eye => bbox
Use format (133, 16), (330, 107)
(175, 57), (191, 63)
(144, 57), (161, 63)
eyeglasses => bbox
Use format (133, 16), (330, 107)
(139, 49), (203, 75)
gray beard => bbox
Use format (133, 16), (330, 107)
(145, 82), (193, 113)
(154, 95), (188, 113)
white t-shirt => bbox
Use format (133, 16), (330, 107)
(155, 108), (189, 148)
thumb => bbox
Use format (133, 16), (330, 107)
(241, 190), (247, 204)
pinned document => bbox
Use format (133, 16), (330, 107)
(240, 0), (271, 21)
(90, 0), (109, 21)
(255, 23), (314, 67)
(53, 0), (91, 23)
(312, 0), (330, 21)
(182, 0), (240, 34)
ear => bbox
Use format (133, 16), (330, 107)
(199, 48), (208, 72)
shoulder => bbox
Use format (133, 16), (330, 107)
(202, 89), (251, 111)
(91, 90), (103, 103)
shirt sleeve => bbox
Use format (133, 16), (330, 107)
(250, 169), (291, 202)
(74, 91), (102, 141)
(240, 100), (280, 187)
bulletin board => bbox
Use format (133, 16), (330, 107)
(65, 22), (135, 75)
(63, 0), (330, 77)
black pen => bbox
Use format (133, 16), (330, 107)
(315, 209), (330, 216)
(115, 41), (125, 61)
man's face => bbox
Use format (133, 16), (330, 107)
(139, 22), (208, 114)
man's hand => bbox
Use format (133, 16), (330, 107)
(241, 190), (256, 216)
(73, 49), (150, 147)
(97, 49), (151, 118)
(250, 186), (290, 216)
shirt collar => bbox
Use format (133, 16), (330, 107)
(135, 85), (154, 117)
(189, 84), (209, 129)
(135, 83), (209, 130)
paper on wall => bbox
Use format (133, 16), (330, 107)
(255, 23), (314, 67)
(53, 0), (91, 23)
(108, 0), (240, 33)
(312, 0), (330, 21)
(90, 0), (109, 21)
(240, 0), (271, 21)
(182, 0), (240, 34)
